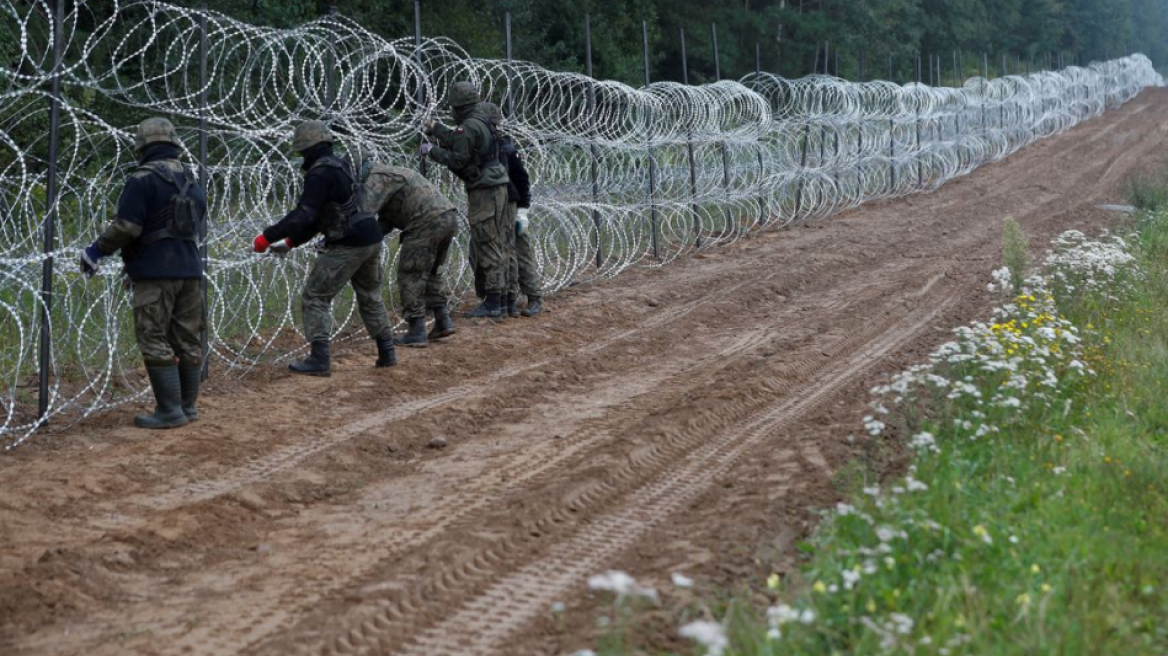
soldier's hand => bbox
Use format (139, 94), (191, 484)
(269, 238), (293, 256)
(419, 142), (433, 156)
(80, 243), (103, 278)
(425, 118), (436, 131)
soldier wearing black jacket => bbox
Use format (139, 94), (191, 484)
(80, 118), (207, 429)
(253, 121), (396, 376)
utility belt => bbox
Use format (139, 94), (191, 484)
(452, 160), (504, 185)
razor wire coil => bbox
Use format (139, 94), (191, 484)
(0, 0), (1160, 448)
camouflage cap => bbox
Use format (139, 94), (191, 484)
(448, 81), (481, 108)
(482, 101), (504, 126)
(133, 117), (181, 152)
(291, 120), (333, 153)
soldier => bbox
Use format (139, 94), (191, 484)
(79, 118), (206, 429)
(252, 121), (396, 376)
(485, 103), (545, 318)
(362, 163), (458, 347)
(422, 81), (510, 319)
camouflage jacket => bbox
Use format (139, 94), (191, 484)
(427, 103), (509, 190)
(362, 164), (457, 236)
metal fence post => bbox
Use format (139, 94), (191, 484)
(754, 43), (766, 227)
(680, 28), (701, 248)
(585, 15), (602, 269)
(413, 1), (427, 176)
(915, 54), (923, 188)
(712, 22), (734, 239)
(643, 21), (659, 259)
(326, 4), (338, 112)
(198, 3), (210, 381)
(504, 11), (514, 117)
(38, 0), (65, 421)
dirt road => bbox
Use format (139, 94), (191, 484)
(2, 89), (1166, 656)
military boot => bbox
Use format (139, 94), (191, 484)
(289, 340), (331, 377)
(428, 305), (456, 340)
(376, 335), (398, 367)
(506, 294), (520, 319)
(465, 293), (503, 319)
(394, 317), (428, 348)
(522, 296), (544, 317)
(178, 364), (202, 422)
(134, 365), (188, 429)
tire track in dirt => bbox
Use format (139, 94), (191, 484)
(151, 262), (910, 656)
(28, 253), (852, 656)
(381, 286), (957, 656)
(274, 272), (952, 656)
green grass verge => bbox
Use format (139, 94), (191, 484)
(590, 198), (1168, 656)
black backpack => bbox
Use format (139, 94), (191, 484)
(135, 162), (206, 248)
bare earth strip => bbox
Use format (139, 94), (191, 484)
(1, 89), (1165, 656)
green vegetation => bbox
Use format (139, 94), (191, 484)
(178, 0), (1168, 84)
(1002, 215), (1030, 291)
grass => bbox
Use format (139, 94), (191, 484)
(587, 183), (1168, 655)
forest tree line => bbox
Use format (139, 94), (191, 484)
(186, 0), (1168, 85)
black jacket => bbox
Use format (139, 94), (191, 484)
(112, 144), (205, 280)
(500, 138), (531, 209)
(262, 144), (381, 248)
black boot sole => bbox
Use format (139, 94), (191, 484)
(393, 338), (429, 348)
(429, 329), (456, 340)
(289, 367), (331, 377)
(133, 415), (188, 429)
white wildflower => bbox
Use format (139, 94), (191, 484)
(671, 572), (694, 589)
(587, 570), (658, 602)
(679, 620), (728, 656)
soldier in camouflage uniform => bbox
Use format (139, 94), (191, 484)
(80, 118), (207, 429)
(362, 164), (458, 348)
(483, 103), (545, 318)
(253, 121), (396, 376)
(423, 81), (511, 319)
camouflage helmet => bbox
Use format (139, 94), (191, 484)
(133, 117), (181, 152)
(447, 81), (481, 108)
(482, 101), (504, 126)
(291, 120), (333, 153)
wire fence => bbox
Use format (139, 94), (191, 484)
(0, 0), (1160, 449)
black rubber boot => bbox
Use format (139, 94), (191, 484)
(289, 340), (331, 377)
(394, 317), (429, 348)
(178, 364), (201, 421)
(428, 305), (456, 340)
(134, 365), (188, 429)
(522, 296), (543, 317)
(465, 293), (503, 319)
(506, 294), (520, 319)
(376, 335), (398, 367)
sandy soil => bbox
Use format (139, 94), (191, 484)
(2, 89), (1166, 656)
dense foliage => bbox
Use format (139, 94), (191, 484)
(165, 0), (1168, 85)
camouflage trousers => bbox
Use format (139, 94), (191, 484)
(398, 209), (458, 320)
(471, 202), (543, 299)
(507, 202), (543, 298)
(131, 278), (204, 368)
(466, 185), (510, 296)
(302, 242), (393, 343)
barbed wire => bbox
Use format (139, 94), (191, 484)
(0, 0), (1160, 448)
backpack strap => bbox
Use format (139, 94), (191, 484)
(133, 161), (200, 249)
